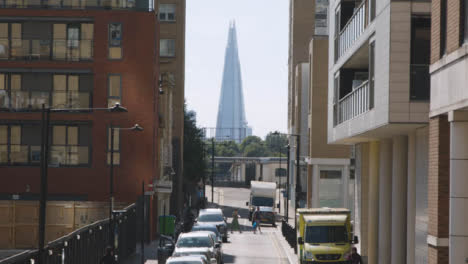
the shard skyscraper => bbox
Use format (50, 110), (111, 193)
(215, 21), (252, 143)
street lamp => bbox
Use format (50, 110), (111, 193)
(38, 103), (128, 264)
(272, 132), (300, 229)
(109, 123), (144, 248)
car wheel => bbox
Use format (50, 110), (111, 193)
(272, 222), (277, 227)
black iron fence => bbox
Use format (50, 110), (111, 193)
(281, 219), (297, 253)
(0, 203), (137, 264)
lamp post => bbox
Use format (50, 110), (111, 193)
(38, 103), (128, 264)
(211, 138), (215, 203)
(286, 144), (290, 220)
(272, 132), (300, 229)
(109, 123), (143, 248)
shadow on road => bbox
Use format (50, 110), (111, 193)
(222, 253), (236, 264)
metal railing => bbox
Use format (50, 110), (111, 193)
(0, 203), (137, 264)
(0, 38), (93, 61)
(335, 80), (370, 125)
(281, 220), (297, 253)
(336, 0), (368, 59)
(0, 91), (91, 110)
(0, 0), (153, 10)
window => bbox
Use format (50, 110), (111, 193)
(0, 124), (42, 165)
(275, 168), (287, 177)
(410, 17), (431, 101)
(50, 124), (90, 166)
(107, 127), (120, 165)
(52, 23), (93, 61)
(0, 72), (92, 110)
(159, 4), (176, 21)
(369, 41), (375, 109)
(319, 170), (343, 208)
(160, 39), (175, 57)
(108, 23), (122, 59)
(370, 0), (376, 21)
(464, 0), (468, 44)
(440, 0), (447, 57)
(108, 75), (121, 108)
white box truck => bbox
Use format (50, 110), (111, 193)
(246, 181), (277, 226)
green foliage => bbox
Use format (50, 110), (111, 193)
(264, 131), (288, 157)
(202, 132), (288, 158)
(183, 104), (206, 184)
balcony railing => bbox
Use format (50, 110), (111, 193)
(336, 0), (368, 60)
(0, 38), (93, 61)
(335, 80), (370, 125)
(0, 0), (153, 10)
(0, 91), (91, 110)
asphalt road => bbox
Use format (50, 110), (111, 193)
(206, 186), (291, 264)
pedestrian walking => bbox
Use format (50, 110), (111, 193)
(252, 206), (262, 234)
(231, 209), (242, 233)
(347, 247), (362, 264)
(100, 246), (117, 264)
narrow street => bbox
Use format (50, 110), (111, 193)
(206, 187), (294, 264)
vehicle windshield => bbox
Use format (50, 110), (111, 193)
(251, 196), (274, 207)
(177, 237), (213, 248)
(305, 225), (348, 244)
(198, 214), (224, 222)
(192, 226), (220, 236)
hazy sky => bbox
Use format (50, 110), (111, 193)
(185, 0), (289, 139)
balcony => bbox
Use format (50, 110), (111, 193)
(335, 0), (368, 61)
(334, 80), (370, 125)
(0, 0), (153, 10)
(0, 38), (93, 61)
(0, 91), (91, 110)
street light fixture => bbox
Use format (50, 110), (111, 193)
(109, 123), (144, 248)
(38, 103), (128, 264)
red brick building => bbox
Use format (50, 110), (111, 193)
(0, 1), (161, 239)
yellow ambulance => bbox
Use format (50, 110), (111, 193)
(296, 208), (358, 263)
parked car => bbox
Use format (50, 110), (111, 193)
(191, 224), (223, 243)
(166, 255), (217, 264)
(172, 232), (223, 264)
(157, 235), (176, 264)
(196, 209), (228, 242)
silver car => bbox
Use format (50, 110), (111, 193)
(166, 255), (217, 264)
(197, 209), (228, 242)
(172, 232), (223, 264)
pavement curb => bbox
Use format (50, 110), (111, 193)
(274, 226), (298, 264)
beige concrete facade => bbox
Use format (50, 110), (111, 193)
(327, 0), (431, 263)
(156, 0), (186, 216)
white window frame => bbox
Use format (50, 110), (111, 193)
(159, 4), (176, 22)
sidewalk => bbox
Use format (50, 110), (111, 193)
(121, 240), (159, 264)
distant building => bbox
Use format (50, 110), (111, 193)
(215, 21), (251, 143)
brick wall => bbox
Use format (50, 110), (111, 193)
(431, 0), (463, 63)
(427, 115), (450, 264)
(431, 0), (441, 64)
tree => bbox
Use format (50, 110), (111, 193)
(264, 131), (288, 157)
(243, 142), (267, 157)
(240, 136), (263, 152)
(215, 140), (240, 157)
(183, 104), (206, 184)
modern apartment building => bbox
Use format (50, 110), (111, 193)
(156, 0), (185, 216)
(304, 0), (352, 214)
(328, 0), (431, 263)
(287, 0), (314, 213)
(429, 0), (468, 263)
(288, 0), (352, 225)
(0, 0), (161, 242)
